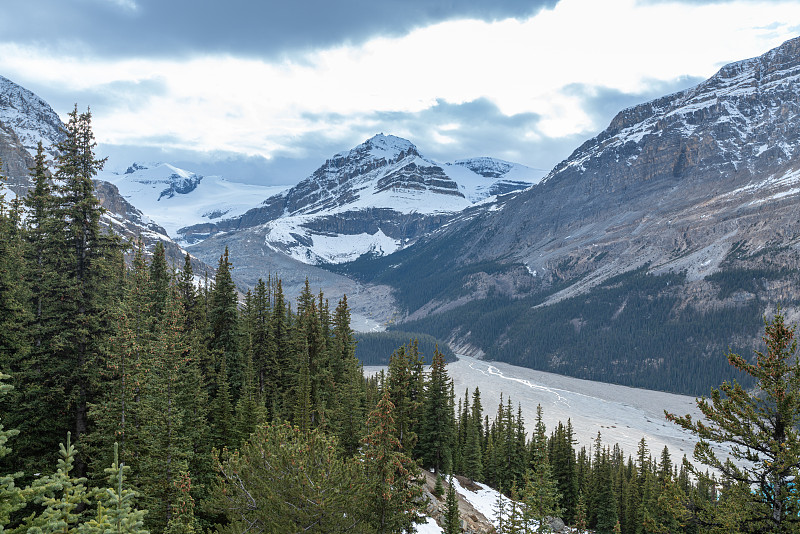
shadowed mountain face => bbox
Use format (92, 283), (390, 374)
(333, 37), (800, 395)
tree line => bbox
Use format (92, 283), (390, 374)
(1, 106), (799, 533)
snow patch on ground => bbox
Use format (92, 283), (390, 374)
(453, 479), (504, 528)
(416, 517), (444, 534)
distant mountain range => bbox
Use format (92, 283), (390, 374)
(175, 133), (543, 264)
(2, 36), (799, 395)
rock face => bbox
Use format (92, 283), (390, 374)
(465, 35), (800, 286)
(0, 75), (64, 155)
(389, 36), (800, 301)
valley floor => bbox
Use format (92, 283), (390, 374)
(366, 354), (705, 460)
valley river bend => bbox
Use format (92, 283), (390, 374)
(365, 354), (708, 461)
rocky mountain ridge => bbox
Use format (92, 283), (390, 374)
(179, 133), (543, 266)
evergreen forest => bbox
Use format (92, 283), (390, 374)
(2, 107), (800, 534)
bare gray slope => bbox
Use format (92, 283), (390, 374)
(186, 229), (398, 331)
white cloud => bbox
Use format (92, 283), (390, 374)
(1, 0), (799, 162)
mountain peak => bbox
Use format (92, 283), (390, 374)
(334, 133), (419, 163)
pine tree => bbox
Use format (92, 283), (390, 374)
(667, 312), (800, 533)
(360, 391), (424, 534)
(209, 423), (366, 533)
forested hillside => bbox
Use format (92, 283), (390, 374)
(2, 107), (800, 534)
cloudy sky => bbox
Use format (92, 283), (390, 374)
(2, 0), (799, 184)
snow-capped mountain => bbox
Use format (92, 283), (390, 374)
(0, 76), (65, 193)
(448, 157), (544, 201)
(0, 75), (64, 154)
(99, 162), (288, 238)
(180, 134), (543, 264)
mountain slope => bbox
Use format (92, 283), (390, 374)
(340, 36), (800, 395)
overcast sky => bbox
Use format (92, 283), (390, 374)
(2, 0), (799, 184)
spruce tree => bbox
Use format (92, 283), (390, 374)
(386, 342), (422, 455)
(574, 491), (588, 534)
(22, 433), (89, 534)
(443, 476), (461, 534)
(58, 106), (121, 465)
(80, 443), (148, 534)
(0, 372), (24, 530)
(148, 242), (169, 319)
(16, 108), (123, 478)
(0, 171), (31, 401)
(549, 420), (577, 523)
(419, 347), (455, 474)
(208, 248), (241, 398)
(328, 295), (365, 456)
(136, 291), (193, 533)
(525, 407), (563, 533)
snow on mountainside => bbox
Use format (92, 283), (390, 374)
(273, 134), (543, 215)
(0, 75), (64, 153)
(449, 157), (546, 201)
(549, 35), (800, 185)
(180, 134), (542, 265)
(283, 134), (473, 216)
(99, 162), (288, 238)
